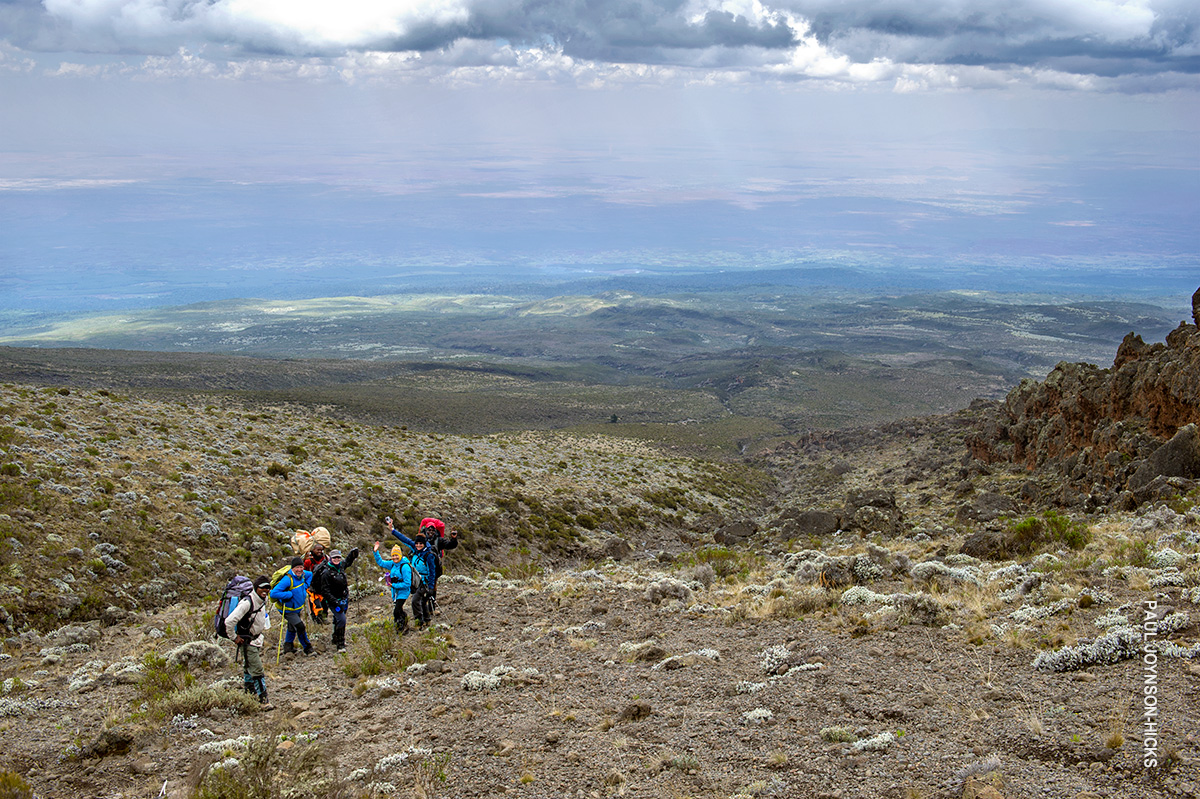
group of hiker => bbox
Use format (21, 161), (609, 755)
(218, 516), (459, 709)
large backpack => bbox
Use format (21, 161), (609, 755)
(290, 526), (333, 555)
(215, 575), (255, 640)
(268, 565), (294, 612)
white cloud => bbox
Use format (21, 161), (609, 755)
(0, 0), (1194, 92)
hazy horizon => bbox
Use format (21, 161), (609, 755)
(2, 2), (1197, 318)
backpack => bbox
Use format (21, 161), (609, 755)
(384, 557), (421, 592)
(215, 575), (254, 640)
(290, 526), (333, 555)
(268, 564), (294, 612)
(419, 518), (446, 539)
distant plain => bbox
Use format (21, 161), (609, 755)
(0, 284), (1187, 454)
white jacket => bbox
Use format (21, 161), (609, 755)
(224, 590), (271, 647)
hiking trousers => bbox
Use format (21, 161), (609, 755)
(241, 644), (268, 702)
(392, 597), (409, 633)
(242, 643), (264, 679)
(412, 584), (433, 625)
(331, 603), (347, 647)
(282, 609), (312, 649)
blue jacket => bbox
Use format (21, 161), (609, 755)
(374, 550), (413, 602)
(269, 569), (312, 612)
(390, 530), (438, 584)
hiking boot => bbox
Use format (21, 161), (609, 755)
(336, 644), (346, 653)
(302, 644), (314, 656)
(282, 641), (296, 655)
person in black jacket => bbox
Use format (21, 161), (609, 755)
(314, 548), (359, 652)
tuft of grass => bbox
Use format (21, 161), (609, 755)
(158, 684), (261, 718)
(137, 652), (195, 705)
(190, 726), (356, 799)
(0, 770), (33, 799)
(340, 620), (451, 678)
(820, 726), (857, 743)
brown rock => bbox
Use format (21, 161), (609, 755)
(714, 520), (757, 544)
(1128, 423), (1200, 490)
(962, 776), (1005, 799)
(617, 702), (651, 723)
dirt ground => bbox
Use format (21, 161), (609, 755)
(3, 549), (1197, 799)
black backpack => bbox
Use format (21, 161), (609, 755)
(215, 575), (255, 640)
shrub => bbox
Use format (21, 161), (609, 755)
(340, 621), (450, 678)
(192, 728), (354, 799)
(266, 462), (290, 479)
(1006, 511), (1091, 555)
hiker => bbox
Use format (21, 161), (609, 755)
(224, 575), (273, 708)
(270, 556), (315, 655)
(305, 543), (329, 624)
(422, 517), (460, 561)
(386, 517), (438, 626)
(422, 519), (458, 612)
(373, 541), (413, 633)
(315, 547), (360, 652)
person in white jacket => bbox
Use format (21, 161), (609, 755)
(225, 575), (273, 709)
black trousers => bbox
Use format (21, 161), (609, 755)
(392, 597), (408, 632)
(412, 584), (433, 625)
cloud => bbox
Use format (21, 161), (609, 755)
(2, 0), (1197, 90)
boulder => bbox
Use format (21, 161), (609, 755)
(713, 520), (757, 545)
(956, 491), (1021, 524)
(843, 489), (903, 535)
(1128, 423), (1200, 491)
(779, 509), (840, 538)
(959, 531), (1007, 560)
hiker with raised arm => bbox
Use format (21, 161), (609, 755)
(386, 516), (438, 626)
(270, 556), (315, 656)
(316, 547), (359, 652)
(224, 575), (274, 708)
(373, 540), (414, 633)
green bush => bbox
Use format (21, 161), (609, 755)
(1006, 510), (1091, 555)
(340, 621), (451, 679)
(0, 769), (33, 799)
(266, 462), (290, 479)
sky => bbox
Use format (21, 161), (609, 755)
(1, 1), (1198, 314)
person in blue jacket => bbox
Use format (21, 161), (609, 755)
(373, 541), (413, 633)
(270, 556), (314, 655)
(385, 517), (438, 626)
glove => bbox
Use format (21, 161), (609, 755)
(349, 547), (359, 558)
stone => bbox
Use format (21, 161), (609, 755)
(956, 492), (1020, 524)
(714, 520), (757, 545)
(959, 532), (1006, 560)
(1128, 424), (1200, 491)
(785, 510), (840, 538)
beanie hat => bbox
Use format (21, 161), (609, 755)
(414, 533), (426, 545)
(291, 556), (304, 568)
(253, 575), (270, 590)
(391, 545), (403, 560)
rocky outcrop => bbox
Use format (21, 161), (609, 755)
(969, 296), (1200, 500)
(844, 489), (905, 536)
(1127, 423), (1200, 491)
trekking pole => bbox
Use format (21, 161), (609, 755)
(276, 618), (284, 665)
